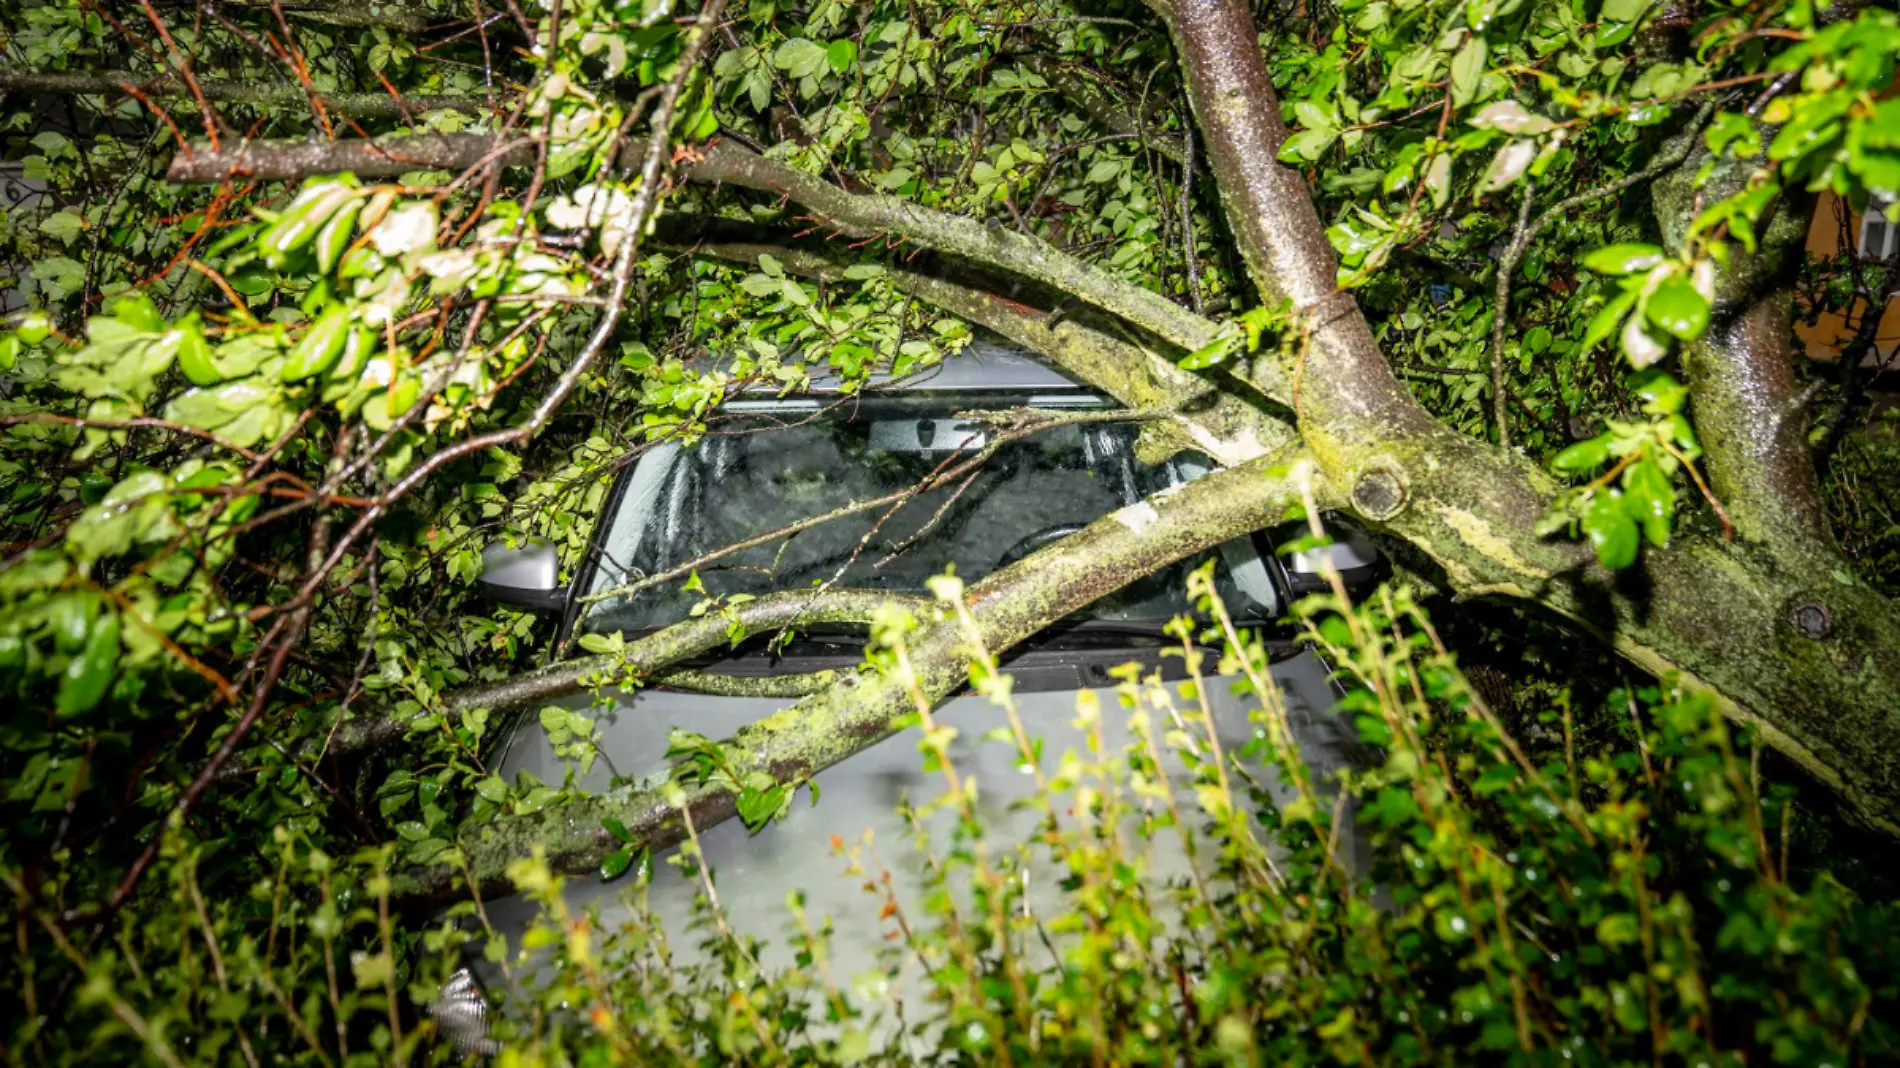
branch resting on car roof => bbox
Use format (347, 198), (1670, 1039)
(665, 232), (1294, 465)
(268, 588), (925, 776)
(161, 137), (1268, 401)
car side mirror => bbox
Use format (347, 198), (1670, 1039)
(477, 537), (568, 612)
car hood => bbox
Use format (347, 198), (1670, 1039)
(473, 648), (1369, 1046)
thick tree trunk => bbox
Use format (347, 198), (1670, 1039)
(1654, 152), (1833, 555)
(1155, 0), (1900, 833)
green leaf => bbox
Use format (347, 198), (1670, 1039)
(736, 783), (787, 829)
(1178, 331), (1237, 370)
(175, 324), (221, 387)
(772, 38), (828, 79)
(1581, 291), (1637, 353)
(52, 594), (98, 653)
(57, 611), (120, 718)
(1634, 372), (1689, 416)
(1278, 127), (1339, 162)
(1584, 491), (1640, 570)
(1596, 911), (1641, 946)
(33, 257), (85, 297)
(600, 846), (634, 880)
(1294, 100), (1337, 134)
(13, 311), (52, 345)
(313, 198), (363, 274)
(1470, 100), (1555, 135)
(1705, 111), (1760, 159)
(835, 1028), (872, 1064)
(281, 307), (351, 382)
(1424, 152), (1453, 209)
(1623, 458), (1675, 547)
(826, 39), (857, 73)
(1450, 34), (1487, 108)
(1621, 313), (1668, 369)
(1551, 436), (1610, 473)
(1644, 273), (1710, 340)
(576, 631), (620, 655)
(260, 182), (354, 267)
(1479, 139), (1536, 193)
(739, 273), (782, 297)
(39, 210), (84, 245)
(329, 326), (374, 383)
(602, 817), (632, 841)
(1582, 243), (1664, 275)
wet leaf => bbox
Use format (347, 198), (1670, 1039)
(600, 846), (634, 880)
(1645, 273), (1710, 340)
(1450, 34), (1488, 107)
(1582, 243), (1664, 275)
(1479, 139), (1536, 193)
(1584, 491), (1640, 569)
(1552, 436), (1610, 473)
(57, 610), (120, 717)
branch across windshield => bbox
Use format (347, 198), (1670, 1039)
(577, 396), (1281, 636)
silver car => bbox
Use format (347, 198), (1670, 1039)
(443, 342), (1380, 1050)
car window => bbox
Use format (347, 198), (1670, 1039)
(577, 396), (1278, 637)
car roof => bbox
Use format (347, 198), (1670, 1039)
(763, 338), (1092, 395)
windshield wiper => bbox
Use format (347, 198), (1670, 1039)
(1045, 619), (1284, 641)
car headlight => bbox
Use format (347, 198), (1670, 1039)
(431, 966), (502, 1055)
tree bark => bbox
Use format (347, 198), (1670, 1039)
(164, 132), (534, 182)
(1653, 148), (1831, 555)
(1153, 0), (1900, 834)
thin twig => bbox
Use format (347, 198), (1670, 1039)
(1487, 102), (1718, 448)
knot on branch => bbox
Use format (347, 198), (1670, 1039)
(1351, 465), (1408, 521)
(1790, 600), (1833, 640)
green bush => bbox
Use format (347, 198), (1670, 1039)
(8, 571), (1898, 1065)
(427, 575), (1899, 1066)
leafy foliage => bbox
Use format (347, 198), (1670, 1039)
(452, 575), (1900, 1064)
(3, 0), (1899, 1062)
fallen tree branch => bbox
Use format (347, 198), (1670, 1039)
(191, 0), (446, 32)
(164, 131), (534, 182)
(1156, 0), (1900, 837)
(389, 446), (1315, 904)
(658, 225), (1290, 456)
(1158, 0), (1415, 437)
(0, 70), (486, 116)
(1652, 124), (1829, 554)
(307, 587), (919, 766)
(164, 135), (1225, 359)
(685, 141), (1223, 356)
(649, 668), (841, 698)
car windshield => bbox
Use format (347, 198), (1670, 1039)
(577, 393), (1282, 638)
